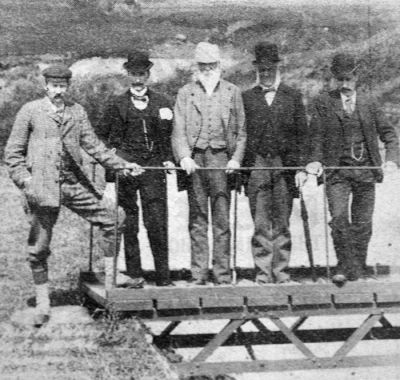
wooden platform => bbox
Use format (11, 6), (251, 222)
(80, 268), (400, 376)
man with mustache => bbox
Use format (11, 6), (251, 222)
(172, 42), (246, 285)
(5, 65), (143, 326)
(242, 42), (308, 284)
(98, 51), (175, 288)
(307, 53), (399, 284)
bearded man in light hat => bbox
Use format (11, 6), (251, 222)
(242, 42), (309, 284)
(307, 53), (399, 285)
(5, 64), (143, 326)
(172, 42), (246, 285)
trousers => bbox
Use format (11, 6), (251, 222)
(188, 148), (231, 282)
(326, 173), (375, 279)
(118, 170), (170, 284)
(247, 155), (292, 283)
(27, 181), (125, 285)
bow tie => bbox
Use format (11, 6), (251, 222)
(131, 94), (149, 102)
(262, 87), (276, 94)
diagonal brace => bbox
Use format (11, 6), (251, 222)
(159, 321), (181, 339)
(270, 317), (317, 360)
(192, 319), (246, 362)
(291, 316), (308, 332)
(237, 326), (257, 361)
(252, 319), (271, 335)
(331, 313), (381, 364)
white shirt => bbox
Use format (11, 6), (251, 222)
(259, 70), (281, 106)
(340, 91), (356, 114)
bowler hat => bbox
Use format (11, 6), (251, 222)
(195, 42), (220, 63)
(331, 53), (358, 77)
(42, 64), (72, 80)
(253, 42), (280, 65)
(123, 50), (153, 72)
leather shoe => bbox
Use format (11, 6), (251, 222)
(121, 276), (145, 289)
(332, 273), (347, 285)
(189, 278), (207, 285)
(156, 280), (175, 287)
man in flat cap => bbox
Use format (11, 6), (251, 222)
(172, 42), (246, 285)
(242, 42), (308, 284)
(307, 53), (399, 284)
(5, 64), (143, 326)
(97, 51), (175, 287)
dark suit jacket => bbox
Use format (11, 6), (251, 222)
(97, 89), (174, 181)
(242, 84), (308, 197)
(308, 89), (400, 183)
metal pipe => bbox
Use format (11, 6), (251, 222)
(119, 166), (384, 171)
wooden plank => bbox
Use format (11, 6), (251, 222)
(157, 298), (200, 310)
(333, 293), (374, 304)
(291, 293), (332, 306)
(176, 354), (400, 377)
(247, 295), (289, 307)
(376, 292), (400, 304)
(202, 296), (245, 308)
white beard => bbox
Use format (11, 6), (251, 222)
(197, 69), (221, 96)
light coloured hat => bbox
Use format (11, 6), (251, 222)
(194, 42), (220, 63)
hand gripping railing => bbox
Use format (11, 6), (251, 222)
(91, 165), (384, 289)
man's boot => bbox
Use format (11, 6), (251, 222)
(34, 283), (50, 327)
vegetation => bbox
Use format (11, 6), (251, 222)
(1, 1), (400, 378)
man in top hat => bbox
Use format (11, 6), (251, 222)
(242, 42), (309, 284)
(307, 53), (399, 284)
(171, 42), (246, 285)
(5, 64), (143, 326)
(97, 50), (175, 287)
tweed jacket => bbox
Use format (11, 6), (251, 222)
(97, 89), (173, 181)
(4, 97), (127, 208)
(308, 89), (400, 182)
(171, 79), (246, 163)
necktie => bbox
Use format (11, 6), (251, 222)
(344, 96), (353, 114)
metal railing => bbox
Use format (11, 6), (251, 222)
(87, 165), (387, 289)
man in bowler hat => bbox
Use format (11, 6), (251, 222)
(98, 51), (175, 287)
(172, 42), (246, 285)
(5, 65), (143, 326)
(307, 53), (399, 284)
(242, 42), (309, 284)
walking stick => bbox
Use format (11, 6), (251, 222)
(113, 171), (120, 288)
(299, 186), (317, 282)
(88, 162), (96, 272)
(232, 174), (239, 285)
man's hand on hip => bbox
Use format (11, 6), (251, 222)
(180, 157), (198, 175)
(226, 159), (240, 174)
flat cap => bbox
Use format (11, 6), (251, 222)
(195, 42), (220, 63)
(42, 64), (72, 80)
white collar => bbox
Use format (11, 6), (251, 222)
(340, 90), (357, 103)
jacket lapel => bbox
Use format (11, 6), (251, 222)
(118, 91), (132, 123)
(355, 92), (373, 141)
(219, 80), (234, 129)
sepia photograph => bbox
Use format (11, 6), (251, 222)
(1, 0), (400, 379)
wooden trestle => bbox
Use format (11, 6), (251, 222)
(80, 267), (400, 376)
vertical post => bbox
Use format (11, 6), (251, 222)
(88, 162), (96, 272)
(232, 174), (239, 285)
(113, 171), (120, 288)
(322, 169), (331, 280)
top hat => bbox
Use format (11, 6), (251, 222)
(195, 42), (220, 63)
(331, 53), (358, 77)
(123, 50), (153, 72)
(253, 42), (281, 66)
(42, 64), (72, 80)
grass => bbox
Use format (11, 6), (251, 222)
(2, 1), (400, 379)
